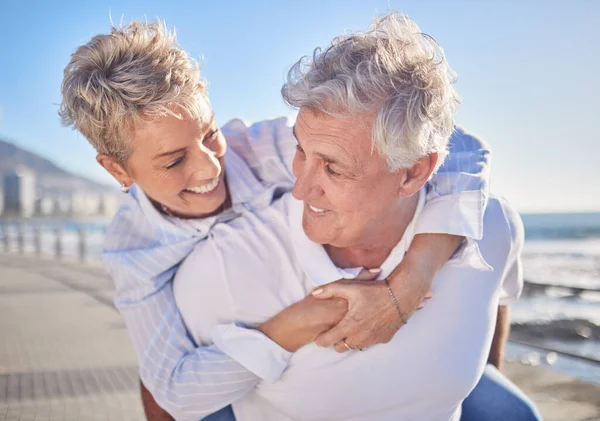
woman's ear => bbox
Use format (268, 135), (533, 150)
(397, 153), (438, 197)
(96, 154), (134, 187)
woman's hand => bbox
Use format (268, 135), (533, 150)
(258, 295), (348, 352)
(311, 233), (463, 352)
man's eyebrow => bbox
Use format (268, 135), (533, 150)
(315, 152), (344, 166)
(153, 147), (187, 160)
(293, 124), (353, 167)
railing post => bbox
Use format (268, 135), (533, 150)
(1, 223), (8, 252)
(17, 223), (24, 254)
(33, 225), (42, 256)
(54, 227), (63, 259)
(78, 227), (87, 263)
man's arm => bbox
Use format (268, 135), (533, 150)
(488, 305), (510, 370)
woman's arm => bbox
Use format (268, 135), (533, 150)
(113, 269), (349, 421)
(312, 126), (493, 351)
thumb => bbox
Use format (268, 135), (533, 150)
(353, 268), (381, 281)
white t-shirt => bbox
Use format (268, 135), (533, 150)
(173, 190), (523, 421)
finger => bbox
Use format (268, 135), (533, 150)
(315, 315), (357, 347)
(424, 290), (434, 299)
(343, 333), (371, 349)
(311, 281), (353, 300)
(333, 341), (350, 353)
(353, 268), (381, 281)
(417, 302), (425, 310)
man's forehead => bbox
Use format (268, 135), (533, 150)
(295, 110), (374, 158)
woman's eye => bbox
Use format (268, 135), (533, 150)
(206, 129), (219, 142)
(166, 156), (185, 169)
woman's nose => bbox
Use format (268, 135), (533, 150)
(193, 144), (222, 179)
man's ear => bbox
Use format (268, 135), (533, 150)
(397, 153), (438, 197)
(96, 154), (134, 187)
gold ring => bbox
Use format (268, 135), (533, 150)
(342, 339), (354, 351)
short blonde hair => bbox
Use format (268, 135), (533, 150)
(59, 20), (206, 161)
(282, 12), (460, 171)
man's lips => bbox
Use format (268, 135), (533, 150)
(306, 203), (332, 216)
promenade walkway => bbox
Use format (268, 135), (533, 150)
(1, 252), (599, 421)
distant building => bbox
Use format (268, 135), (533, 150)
(71, 191), (103, 216)
(35, 196), (56, 216)
(3, 167), (36, 217)
(99, 193), (122, 217)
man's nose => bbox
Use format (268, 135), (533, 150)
(292, 165), (322, 201)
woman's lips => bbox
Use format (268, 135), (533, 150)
(184, 178), (220, 195)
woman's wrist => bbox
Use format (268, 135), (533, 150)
(387, 233), (463, 293)
(258, 296), (348, 352)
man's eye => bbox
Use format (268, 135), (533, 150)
(295, 144), (305, 153)
(166, 156), (185, 169)
(325, 164), (340, 177)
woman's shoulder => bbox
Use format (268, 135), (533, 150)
(222, 117), (296, 187)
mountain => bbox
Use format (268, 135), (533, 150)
(0, 138), (116, 194)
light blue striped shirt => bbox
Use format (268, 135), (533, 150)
(103, 119), (491, 420)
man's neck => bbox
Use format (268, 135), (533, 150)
(324, 194), (419, 269)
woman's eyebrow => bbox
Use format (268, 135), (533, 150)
(153, 147), (187, 160)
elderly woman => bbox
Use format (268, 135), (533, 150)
(59, 14), (540, 421)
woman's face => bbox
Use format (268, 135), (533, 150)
(124, 98), (228, 218)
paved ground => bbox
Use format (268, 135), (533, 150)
(1, 252), (599, 421)
(0, 253), (144, 420)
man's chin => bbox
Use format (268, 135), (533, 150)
(302, 218), (329, 245)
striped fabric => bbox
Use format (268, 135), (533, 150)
(103, 119), (491, 420)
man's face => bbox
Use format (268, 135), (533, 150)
(125, 97), (228, 218)
(291, 108), (405, 248)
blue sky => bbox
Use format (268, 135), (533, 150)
(0, 0), (598, 213)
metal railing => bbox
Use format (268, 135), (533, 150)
(0, 221), (105, 262)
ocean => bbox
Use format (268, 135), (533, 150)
(506, 212), (600, 383)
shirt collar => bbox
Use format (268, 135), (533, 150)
(288, 189), (427, 287)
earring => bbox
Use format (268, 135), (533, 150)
(120, 183), (130, 194)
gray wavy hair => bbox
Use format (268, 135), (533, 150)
(282, 12), (460, 171)
(59, 21), (206, 162)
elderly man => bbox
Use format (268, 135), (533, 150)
(168, 14), (532, 421)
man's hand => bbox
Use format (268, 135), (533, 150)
(258, 295), (349, 352)
(311, 233), (462, 352)
(311, 275), (432, 352)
